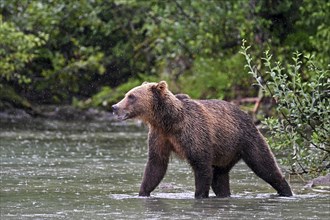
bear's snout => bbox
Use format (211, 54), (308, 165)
(112, 104), (119, 114)
(112, 103), (130, 120)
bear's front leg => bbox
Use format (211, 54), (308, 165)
(139, 154), (169, 196)
(139, 133), (171, 197)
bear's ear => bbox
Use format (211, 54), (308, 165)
(142, 81), (149, 85)
(155, 81), (168, 91)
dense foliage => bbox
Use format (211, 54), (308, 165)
(1, 0), (328, 107)
(241, 42), (329, 176)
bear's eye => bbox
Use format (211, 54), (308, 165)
(127, 94), (136, 101)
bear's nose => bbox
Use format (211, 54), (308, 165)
(112, 104), (118, 114)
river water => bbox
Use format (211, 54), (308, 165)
(0, 118), (329, 219)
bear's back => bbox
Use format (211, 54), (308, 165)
(185, 99), (252, 125)
(180, 98), (257, 140)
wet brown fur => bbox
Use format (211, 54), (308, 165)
(112, 81), (293, 198)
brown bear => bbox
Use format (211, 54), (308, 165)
(112, 81), (293, 199)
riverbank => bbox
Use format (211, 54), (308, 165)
(0, 105), (115, 122)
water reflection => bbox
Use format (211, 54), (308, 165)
(0, 119), (329, 219)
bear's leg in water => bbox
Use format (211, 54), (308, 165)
(139, 134), (171, 197)
(139, 154), (169, 196)
(211, 167), (231, 197)
(242, 140), (293, 196)
(189, 159), (213, 199)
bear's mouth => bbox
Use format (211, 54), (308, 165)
(118, 114), (129, 121)
(113, 112), (130, 121)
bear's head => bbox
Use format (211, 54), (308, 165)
(112, 81), (172, 122)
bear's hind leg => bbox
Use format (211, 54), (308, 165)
(242, 141), (293, 196)
(211, 167), (230, 197)
(189, 160), (212, 199)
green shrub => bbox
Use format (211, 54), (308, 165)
(241, 41), (329, 177)
(178, 54), (249, 100)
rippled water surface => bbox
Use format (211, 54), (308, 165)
(1, 118), (329, 219)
